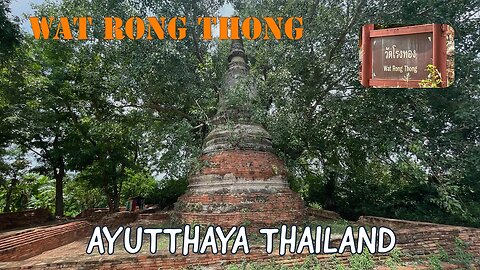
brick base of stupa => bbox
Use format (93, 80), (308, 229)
(175, 149), (305, 227)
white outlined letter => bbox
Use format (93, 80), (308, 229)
(216, 226), (237, 254)
(86, 226), (105, 254)
(124, 226), (143, 254)
(144, 228), (163, 254)
(232, 226), (249, 254)
(378, 227), (396, 253)
(259, 228), (279, 254)
(102, 226), (123, 255)
(279, 225), (297, 256)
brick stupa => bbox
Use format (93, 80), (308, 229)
(175, 39), (305, 227)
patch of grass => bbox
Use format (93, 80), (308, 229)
(452, 238), (474, 269)
(385, 248), (404, 270)
(428, 254), (443, 270)
(226, 256), (332, 270)
(429, 238), (474, 269)
(226, 252), (378, 270)
(348, 252), (375, 270)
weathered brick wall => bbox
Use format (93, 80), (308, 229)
(358, 215), (460, 230)
(176, 149), (305, 228)
(0, 211), (153, 263)
(358, 215), (480, 258)
(139, 212), (171, 223)
(177, 191), (304, 228)
(0, 243), (471, 270)
(0, 208), (53, 231)
(200, 150), (287, 179)
(395, 226), (480, 258)
(95, 212), (139, 228)
(0, 246), (379, 270)
(0, 221), (91, 262)
(306, 208), (341, 220)
(75, 208), (109, 221)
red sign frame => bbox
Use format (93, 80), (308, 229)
(361, 24), (448, 88)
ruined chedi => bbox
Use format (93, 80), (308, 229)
(176, 39), (304, 227)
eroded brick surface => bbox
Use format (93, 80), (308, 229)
(0, 221), (91, 262)
(0, 213), (478, 269)
(200, 150), (287, 179)
(0, 209), (53, 231)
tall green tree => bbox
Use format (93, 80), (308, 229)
(232, 0), (480, 225)
(0, 0), (20, 61)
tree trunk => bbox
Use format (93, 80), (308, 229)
(323, 170), (337, 210)
(52, 135), (65, 217)
(113, 176), (120, 212)
(53, 157), (65, 217)
(105, 183), (114, 213)
(3, 178), (17, 213)
(323, 155), (339, 211)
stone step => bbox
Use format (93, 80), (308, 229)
(0, 221), (91, 262)
(0, 222), (87, 247)
(138, 212), (171, 222)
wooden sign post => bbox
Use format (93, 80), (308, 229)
(361, 24), (448, 88)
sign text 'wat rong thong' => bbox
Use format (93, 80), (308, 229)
(360, 24), (454, 88)
(174, 39), (305, 228)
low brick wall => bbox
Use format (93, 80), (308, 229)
(0, 208), (53, 231)
(357, 215), (453, 230)
(0, 246), (383, 270)
(96, 211), (139, 228)
(395, 226), (480, 258)
(0, 221), (91, 262)
(139, 212), (171, 223)
(75, 208), (109, 221)
(306, 208), (341, 220)
(358, 215), (480, 259)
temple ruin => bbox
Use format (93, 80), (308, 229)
(175, 39), (305, 227)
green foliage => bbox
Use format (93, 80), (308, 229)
(64, 177), (106, 217)
(152, 177), (189, 209)
(234, 0), (480, 226)
(427, 239), (475, 269)
(226, 257), (328, 270)
(225, 253), (375, 270)
(419, 64), (442, 88)
(26, 174), (55, 211)
(0, 0), (479, 227)
(348, 252), (375, 270)
(385, 248), (404, 270)
(450, 238), (474, 269)
(120, 169), (158, 205)
(428, 254), (443, 270)
(0, 0), (20, 60)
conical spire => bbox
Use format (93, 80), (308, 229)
(216, 38), (252, 115)
(174, 38), (305, 228)
(224, 38), (249, 89)
(228, 38), (247, 64)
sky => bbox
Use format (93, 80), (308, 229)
(10, 0), (45, 32)
(9, 0), (234, 33)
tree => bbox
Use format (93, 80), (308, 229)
(2, 0), (478, 226)
(0, 0), (20, 61)
(232, 0), (480, 225)
(24, 0), (225, 212)
(0, 146), (29, 212)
